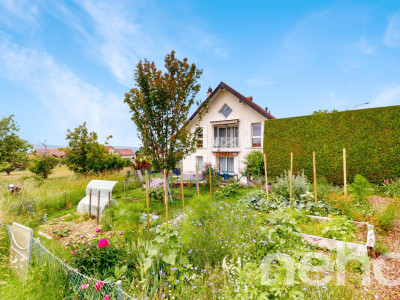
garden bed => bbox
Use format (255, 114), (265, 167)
(299, 215), (375, 257)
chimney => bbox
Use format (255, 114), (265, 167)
(207, 87), (212, 98)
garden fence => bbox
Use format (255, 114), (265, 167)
(1, 222), (135, 300)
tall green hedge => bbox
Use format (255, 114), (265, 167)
(263, 106), (400, 184)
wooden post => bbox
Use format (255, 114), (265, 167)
(170, 171), (173, 197)
(313, 151), (317, 203)
(264, 154), (269, 202)
(180, 167), (185, 212)
(124, 180), (126, 199)
(343, 148), (347, 197)
(290, 152), (293, 203)
(163, 170), (169, 224)
(108, 191), (111, 208)
(247, 169), (250, 185)
(97, 191), (100, 224)
(195, 164), (200, 197)
(145, 171), (150, 239)
(189, 179), (192, 196)
(89, 189), (92, 218)
(209, 164), (212, 203)
(64, 191), (67, 207)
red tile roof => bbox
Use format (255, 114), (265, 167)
(189, 82), (275, 121)
(34, 149), (66, 158)
(115, 149), (136, 156)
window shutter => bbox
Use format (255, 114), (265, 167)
(245, 123), (251, 148)
(203, 126), (208, 148)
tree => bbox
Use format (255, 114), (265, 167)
(242, 150), (265, 179)
(29, 155), (59, 179)
(65, 123), (110, 175)
(0, 115), (30, 175)
(124, 50), (203, 173)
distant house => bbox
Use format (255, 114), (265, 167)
(106, 146), (136, 160)
(34, 149), (66, 158)
(182, 82), (275, 180)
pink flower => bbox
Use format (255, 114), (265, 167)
(80, 234), (84, 239)
(119, 231), (123, 235)
(71, 250), (76, 255)
(96, 228), (101, 233)
(80, 284), (89, 290)
(95, 281), (104, 291)
(103, 296), (110, 300)
(97, 239), (109, 248)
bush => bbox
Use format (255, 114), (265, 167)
(349, 174), (373, 201)
(242, 150), (264, 179)
(214, 182), (240, 199)
(273, 170), (310, 200)
(382, 178), (400, 198)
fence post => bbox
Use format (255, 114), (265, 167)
(163, 170), (169, 224)
(97, 191), (100, 224)
(264, 154), (269, 202)
(145, 170), (150, 239)
(209, 164), (212, 203)
(89, 189), (92, 218)
(195, 164), (200, 197)
(108, 191), (111, 208)
(313, 151), (317, 203)
(116, 280), (122, 300)
(180, 167), (185, 212)
(290, 152), (293, 204)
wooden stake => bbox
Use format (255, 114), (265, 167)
(97, 191), (100, 224)
(180, 167), (185, 212)
(195, 164), (200, 197)
(313, 151), (317, 203)
(163, 169), (169, 223)
(89, 189), (92, 218)
(145, 170), (150, 239)
(264, 154), (269, 202)
(290, 152), (293, 203)
(209, 164), (212, 203)
(343, 148), (347, 197)
(64, 191), (67, 207)
(108, 191), (111, 208)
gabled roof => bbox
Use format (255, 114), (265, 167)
(34, 149), (66, 158)
(189, 82), (275, 122)
(115, 149), (136, 156)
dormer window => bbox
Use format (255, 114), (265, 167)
(219, 104), (232, 118)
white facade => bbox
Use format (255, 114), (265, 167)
(182, 83), (274, 181)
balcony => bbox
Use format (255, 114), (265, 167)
(213, 137), (239, 149)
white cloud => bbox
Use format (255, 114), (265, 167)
(0, 33), (138, 145)
(0, 0), (39, 25)
(368, 86), (400, 107)
(354, 36), (375, 55)
(245, 78), (276, 87)
(384, 12), (400, 47)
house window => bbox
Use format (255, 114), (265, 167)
(197, 127), (203, 148)
(196, 156), (203, 171)
(251, 123), (262, 147)
(218, 157), (234, 173)
(219, 104), (232, 118)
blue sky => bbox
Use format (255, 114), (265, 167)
(1, 0), (400, 146)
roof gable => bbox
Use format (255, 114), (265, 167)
(189, 82), (275, 122)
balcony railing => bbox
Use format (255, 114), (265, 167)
(213, 137), (239, 148)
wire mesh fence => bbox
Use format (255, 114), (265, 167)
(1, 221), (135, 300)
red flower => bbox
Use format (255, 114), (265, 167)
(97, 239), (109, 248)
(95, 281), (104, 291)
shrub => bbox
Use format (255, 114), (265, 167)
(149, 187), (164, 201)
(273, 170), (309, 200)
(242, 150), (264, 180)
(382, 178), (400, 198)
(214, 182), (240, 199)
(349, 174), (373, 201)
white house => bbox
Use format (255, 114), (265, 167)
(182, 82), (275, 180)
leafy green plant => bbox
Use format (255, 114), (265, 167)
(322, 216), (356, 242)
(149, 187), (164, 201)
(104, 265), (128, 283)
(273, 170), (310, 200)
(382, 178), (400, 198)
(349, 174), (373, 201)
(242, 150), (265, 180)
(214, 182), (240, 199)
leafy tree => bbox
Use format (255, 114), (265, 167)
(29, 154), (59, 179)
(0, 115), (30, 175)
(65, 123), (110, 175)
(124, 50), (203, 173)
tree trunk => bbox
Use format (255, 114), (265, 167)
(6, 170), (10, 175)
